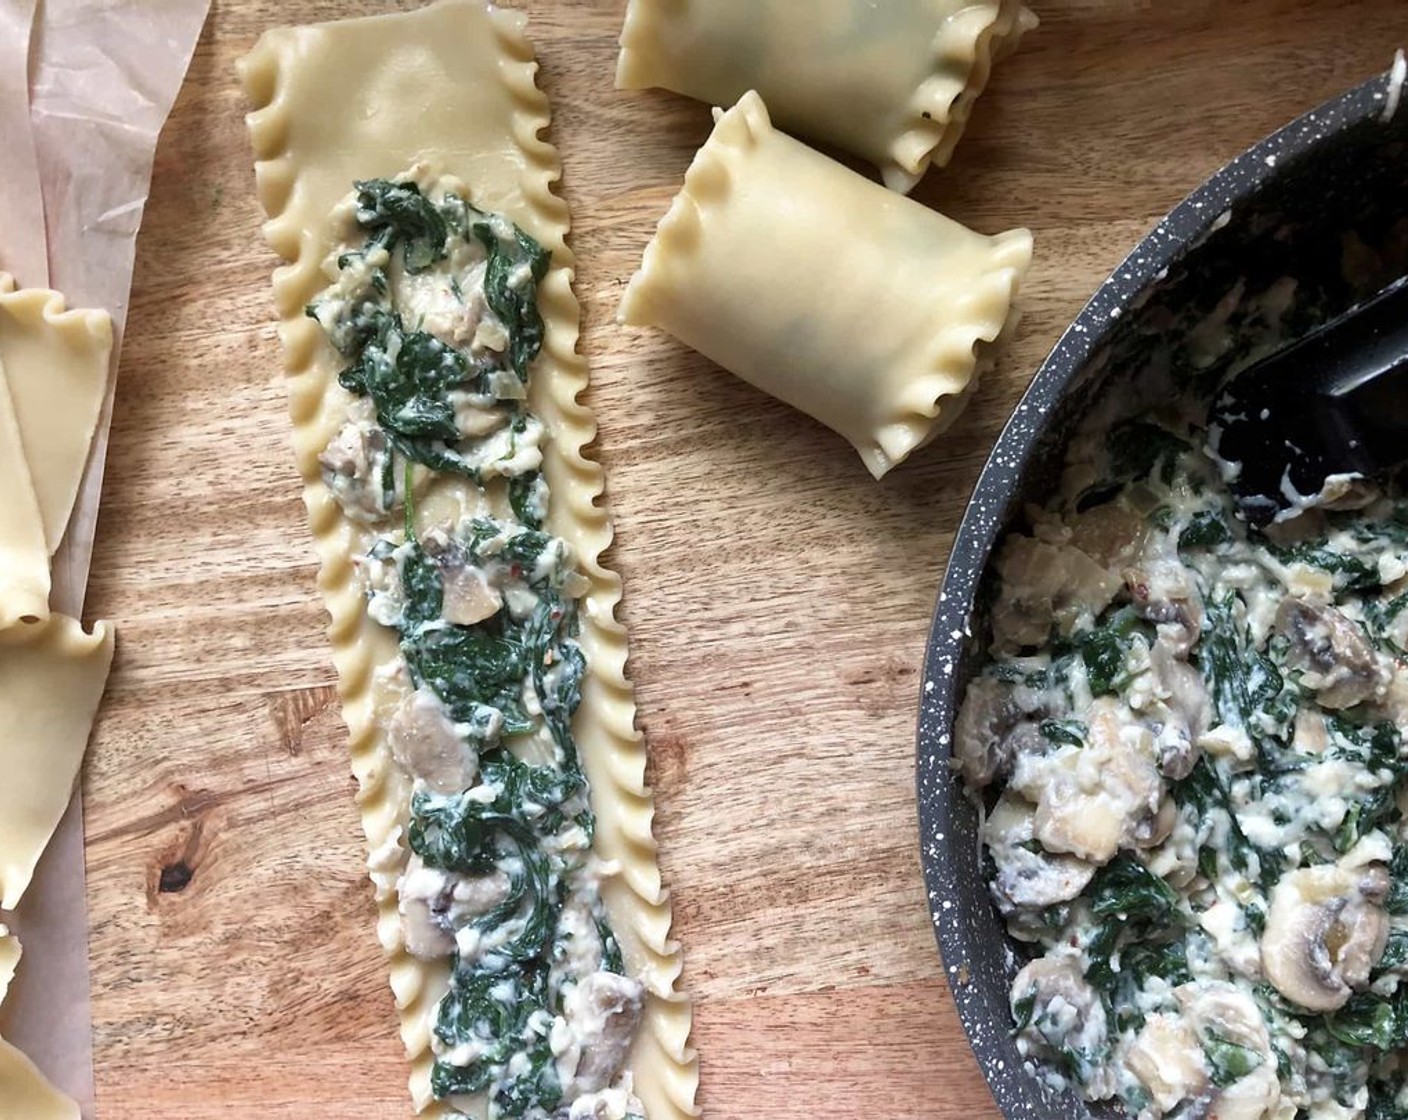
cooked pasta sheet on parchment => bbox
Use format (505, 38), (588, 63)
(240, 2), (696, 1118)
(619, 90), (1033, 480)
(616, 0), (1036, 193)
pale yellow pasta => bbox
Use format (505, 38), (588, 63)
(0, 357), (48, 626)
(239, 3), (696, 1117)
(0, 1038), (79, 1120)
(0, 274), (114, 555)
(0, 930), (79, 1119)
(619, 91), (1033, 479)
(616, 0), (1036, 192)
(0, 614), (114, 911)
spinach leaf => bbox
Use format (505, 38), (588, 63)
(459, 517), (555, 578)
(1174, 756), (1279, 890)
(1376, 928), (1407, 971)
(1334, 786), (1399, 853)
(1120, 938), (1191, 989)
(1364, 591), (1408, 654)
(1084, 857), (1181, 996)
(408, 786), (561, 963)
(399, 541), (443, 630)
(1268, 540), (1382, 593)
(509, 471), (547, 529)
(1088, 855), (1177, 921)
(1107, 420), (1191, 485)
(402, 623), (532, 734)
(1067, 608), (1142, 696)
(1389, 846), (1408, 915)
(1202, 1032), (1263, 1087)
(598, 916), (626, 975)
(1040, 719), (1086, 748)
(522, 594), (586, 765)
(1178, 509), (1232, 550)
(1367, 1082), (1408, 1120)
(337, 312), (493, 477)
(469, 214), (551, 381)
(431, 958), (562, 1112)
(1324, 993), (1401, 1050)
(354, 178), (448, 273)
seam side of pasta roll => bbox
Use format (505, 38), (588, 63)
(239, 3), (697, 1117)
(620, 90), (1033, 479)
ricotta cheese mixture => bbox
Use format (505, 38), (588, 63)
(957, 408), (1408, 1120)
(311, 170), (644, 1120)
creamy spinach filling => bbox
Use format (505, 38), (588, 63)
(311, 173), (643, 1120)
(959, 417), (1408, 1120)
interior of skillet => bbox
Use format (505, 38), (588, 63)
(921, 78), (1408, 1120)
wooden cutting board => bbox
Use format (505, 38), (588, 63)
(82, 2), (1407, 1116)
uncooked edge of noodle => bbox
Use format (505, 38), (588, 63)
(238, 4), (697, 1118)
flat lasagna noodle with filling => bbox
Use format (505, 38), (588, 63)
(616, 0), (1036, 192)
(619, 91), (1033, 480)
(239, 3), (695, 1117)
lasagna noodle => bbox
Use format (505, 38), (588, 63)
(619, 90), (1033, 479)
(0, 356), (48, 625)
(0, 1038), (79, 1120)
(0, 931), (79, 1119)
(0, 614), (114, 911)
(0, 274), (114, 555)
(237, 3), (696, 1116)
(0, 928), (17, 1002)
(616, 0), (1037, 193)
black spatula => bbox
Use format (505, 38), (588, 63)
(1207, 273), (1408, 527)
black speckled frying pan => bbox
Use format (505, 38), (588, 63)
(915, 64), (1408, 1120)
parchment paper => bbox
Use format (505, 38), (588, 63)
(0, 0), (46, 289)
(0, 1), (211, 1114)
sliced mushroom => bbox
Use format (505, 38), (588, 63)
(954, 677), (1047, 788)
(398, 857), (456, 959)
(387, 686), (479, 794)
(1273, 598), (1391, 709)
(450, 392), (510, 439)
(1019, 699), (1165, 863)
(1179, 982), (1277, 1112)
(397, 855), (511, 962)
(1068, 500), (1149, 569)
(1147, 641), (1208, 779)
(552, 971), (645, 1098)
(1208, 1065), (1282, 1120)
(1260, 863), (1390, 1011)
(1179, 982), (1272, 1056)
(418, 529), (505, 626)
(1291, 708), (1330, 755)
(983, 792), (1097, 918)
(1010, 956), (1111, 1092)
(991, 534), (1123, 650)
(1124, 1014), (1209, 1113)
(1124, 540), (1204, 655)
(319, 418), (398, 523)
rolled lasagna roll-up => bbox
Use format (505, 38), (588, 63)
(616, 0), (1036, 193)
(619, 91), (1033, 480)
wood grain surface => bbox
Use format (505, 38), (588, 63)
(80, 2), (1407, 1117)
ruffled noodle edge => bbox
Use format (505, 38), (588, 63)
(613, 0), (680, 92)
(0, 273), (115, 554)
(238, 5), (698, 1118)
(868, 227), (1034, 478)
(885, 0), (1037, 193)
(616, 93), (759, 329)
